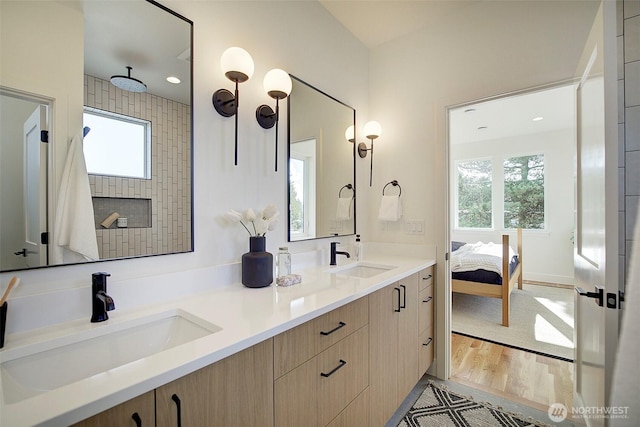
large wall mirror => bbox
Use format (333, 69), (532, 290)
(0, 0), (193, 272)
(287, 76), (355, 241)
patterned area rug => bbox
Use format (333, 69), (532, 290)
(398, 381), (551, 427)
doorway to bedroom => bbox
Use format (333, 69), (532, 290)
(447, 83), (576, 410)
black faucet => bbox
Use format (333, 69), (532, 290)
(91, 272), (115, 323)
(330, 242), (350, 266)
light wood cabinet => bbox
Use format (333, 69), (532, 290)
(72, 391), (155, 427)
(418, 267), (435, 376)
(369, 269), (435, 426)
(156, 338), (274, 427)
(274, 298), (369, 427)
(274, 297), (368, 379)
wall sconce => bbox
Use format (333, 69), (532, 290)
(212, 47), (255, 166)
(358, 121), (382, 186)
(256, 69), (292, 172)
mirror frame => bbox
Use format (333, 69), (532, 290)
(0, 0), (194, 273)
(286, 75), (356, 242)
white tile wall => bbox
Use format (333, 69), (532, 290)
(620, 0), (640, 285)
(84, 75), (191, 259)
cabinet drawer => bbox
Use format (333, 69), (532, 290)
(318, 325), (369, 426)
(418, 286), (433, 335)
(418, 266), (434, 292)
(274, 297), (368, 378)
(275, 326), (369, 427)
(418, 326), (434, 376)
(73, 391), (155, 427)
(326, 387), (369, 427)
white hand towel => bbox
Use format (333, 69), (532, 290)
(336, 197), (353, 220)
(378, 195), (402, 221)
(52, 133), (100, 263)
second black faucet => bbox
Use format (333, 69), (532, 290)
(330, 242), (350, 266)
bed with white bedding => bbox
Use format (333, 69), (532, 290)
(451, 228), (523, 327)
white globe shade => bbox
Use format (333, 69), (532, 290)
(220, 47), (254, 83)
(363, 121), (382, 139)
(263, 69), (292, 99)
(345, 125), (355, 142)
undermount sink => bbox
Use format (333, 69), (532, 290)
(0, 309), (221, 404)
(329, 262), (397, 279)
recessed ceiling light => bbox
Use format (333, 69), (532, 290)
(464, 108), (476, 113)
(477, 126), (488, 130)
(532, 116), (544, 121)
(166, 76), (181, 84)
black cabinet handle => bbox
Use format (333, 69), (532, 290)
(422, 274), (433, 281)
(423, 337), (433, 347)
(171, 394), (182, 427)
(394, 287), (401, 312)
(422, 296), (433, 303)
(132, 412), (142, 427)
(320, 359), (347, 377)
(320, 321), (346, 336)
(400, 284), (406, 309)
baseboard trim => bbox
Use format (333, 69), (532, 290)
(451, 331), (574, 363)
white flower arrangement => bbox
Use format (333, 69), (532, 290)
(225, 203), (279, 237)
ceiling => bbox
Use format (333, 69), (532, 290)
(319, 0), (480, 49)
(318, 1), (576, 144)
(83, 0), (191, 105)
(449, 84), (576, 144)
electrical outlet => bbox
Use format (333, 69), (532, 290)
(405, 220), (425, 235)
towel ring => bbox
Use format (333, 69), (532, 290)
(382, 180), (401, 196)
(339, 184), (354, 198)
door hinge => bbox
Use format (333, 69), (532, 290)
(445, 252), (449, 261)
(41, 232), (49, 245)
(40, 130), (49, 143)
(576, 286), (604, 307)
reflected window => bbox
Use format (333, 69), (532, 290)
(83, 107), (151, 179)
(289, 139), (316, 238)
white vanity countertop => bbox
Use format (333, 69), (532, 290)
(0, 255), (435, 426)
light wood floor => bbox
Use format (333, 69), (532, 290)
(450, 333), (574, 413)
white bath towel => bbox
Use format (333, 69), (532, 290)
(52, 133), (99, 263)
(378, 195), (402, 221)
(336, 197), (353, 220)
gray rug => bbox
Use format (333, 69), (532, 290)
(452, 283), (574, 360)
(397, 380), (551, 426)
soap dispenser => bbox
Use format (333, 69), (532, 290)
(354, 235), (363, 261)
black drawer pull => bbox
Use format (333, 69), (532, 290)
(422, 296), (433, 303)
(400, 284), (406, 309)
(171, 394), (182, 427)
(423, 337), (433, 347)
(422, 274), (433, 280)
(321, 359), (347, 377)
(320, 321), (346, 336)
(132, 412), (142, 427)
(394, 287), (401, 312)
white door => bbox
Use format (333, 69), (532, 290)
(22, 105), (48, 267)
(573, 2), (619, 426)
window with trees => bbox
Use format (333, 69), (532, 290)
(456, 154), (545, 230)
(457, 159), (493, 228)
(503, 154), (545, 229)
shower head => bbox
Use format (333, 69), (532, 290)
(110, 66), (147, 93)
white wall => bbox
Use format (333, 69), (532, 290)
(450, 129), (576, 285)
(367, 0), (599, 377)
(0, 1), (369, 331)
